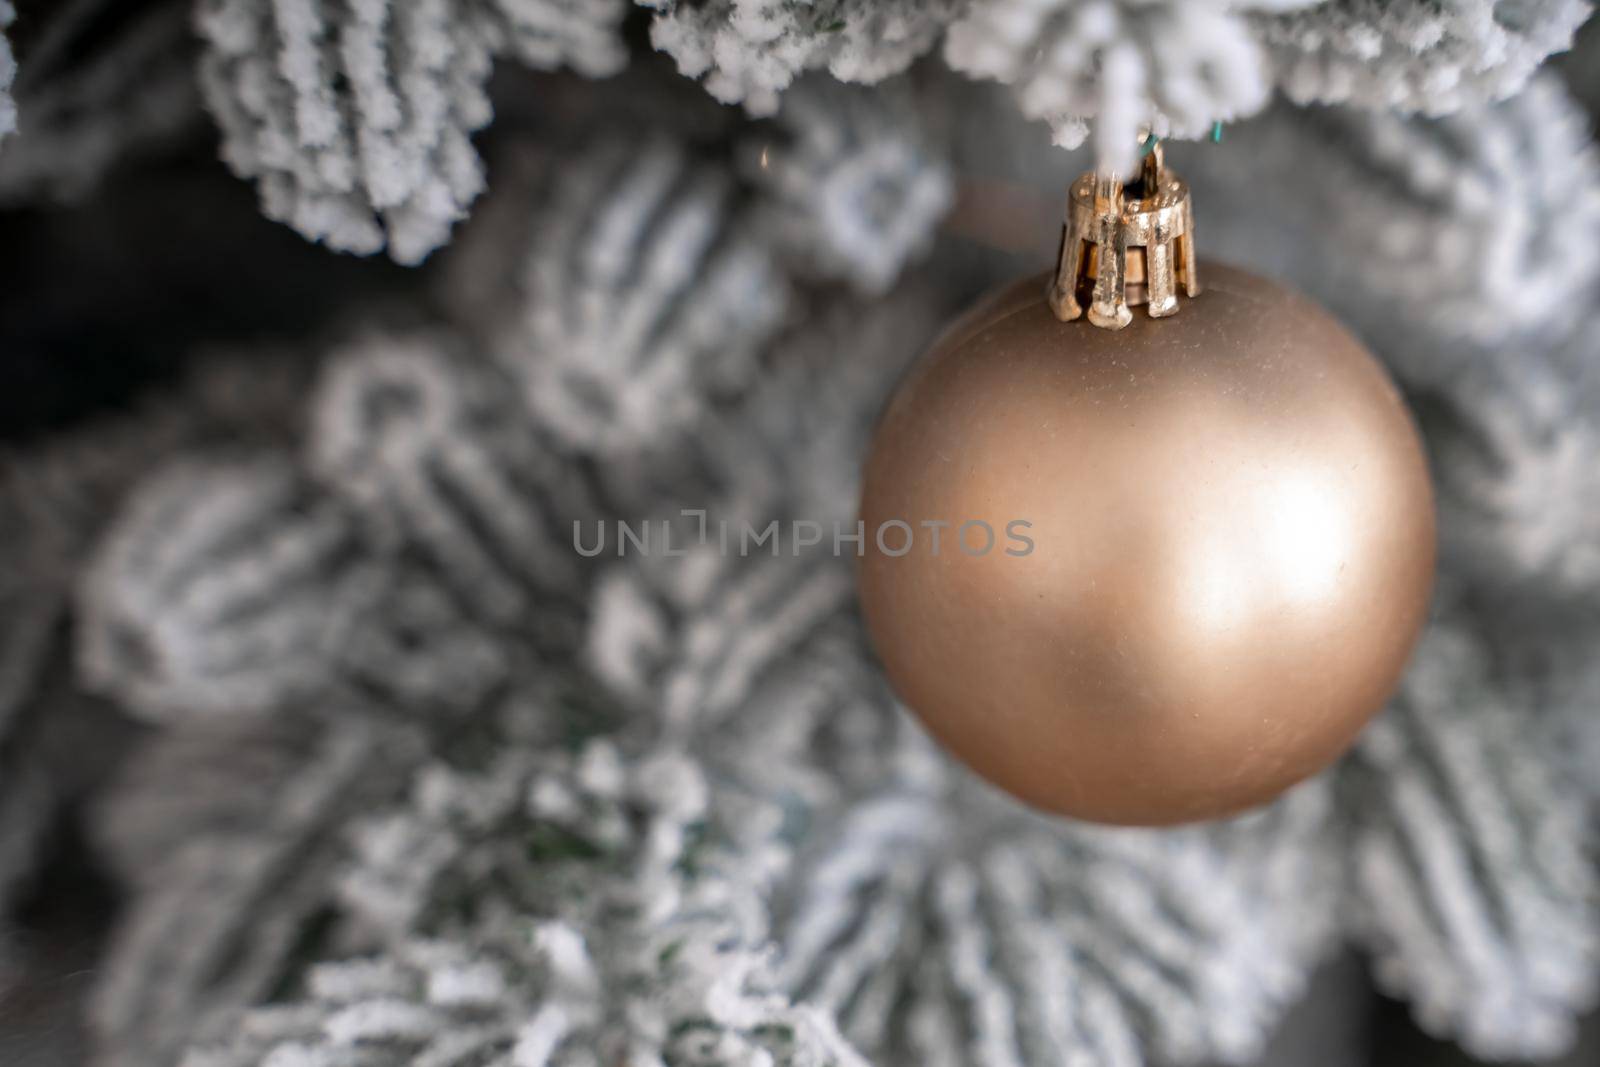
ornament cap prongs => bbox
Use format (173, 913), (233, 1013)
(1048, 139), (1200, 330)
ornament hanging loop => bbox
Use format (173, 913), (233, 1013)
(1049, 139), (1201, 330)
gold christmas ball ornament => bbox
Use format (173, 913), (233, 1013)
(858, 146), (1436, 826)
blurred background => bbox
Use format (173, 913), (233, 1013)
(1, 4), (1598, 1066)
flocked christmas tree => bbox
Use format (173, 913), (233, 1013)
(0, 2), (1597, 1066)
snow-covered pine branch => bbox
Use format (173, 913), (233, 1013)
(185, 730), (862, 1067)
(1262, 0), (1594, 116)
(946, 0), (1322, 173)
(175, 0), (1595, 255)
(1341, 617), (1599, 1058)
(653, 0), (1591, 175)
(498, 136), (789, 455)
(0, 1), (17, 143)
(647, 0), (960, 117)
(77, 456), (377, 721)
(195, 0), (628, 264)
(308, 332), (603, 628)
(91, 720), (422, 1067)
(0, 1), (199, 205)
(745, 78), (954, 294)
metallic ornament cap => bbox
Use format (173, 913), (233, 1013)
(1049, 141), (1200, 330)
